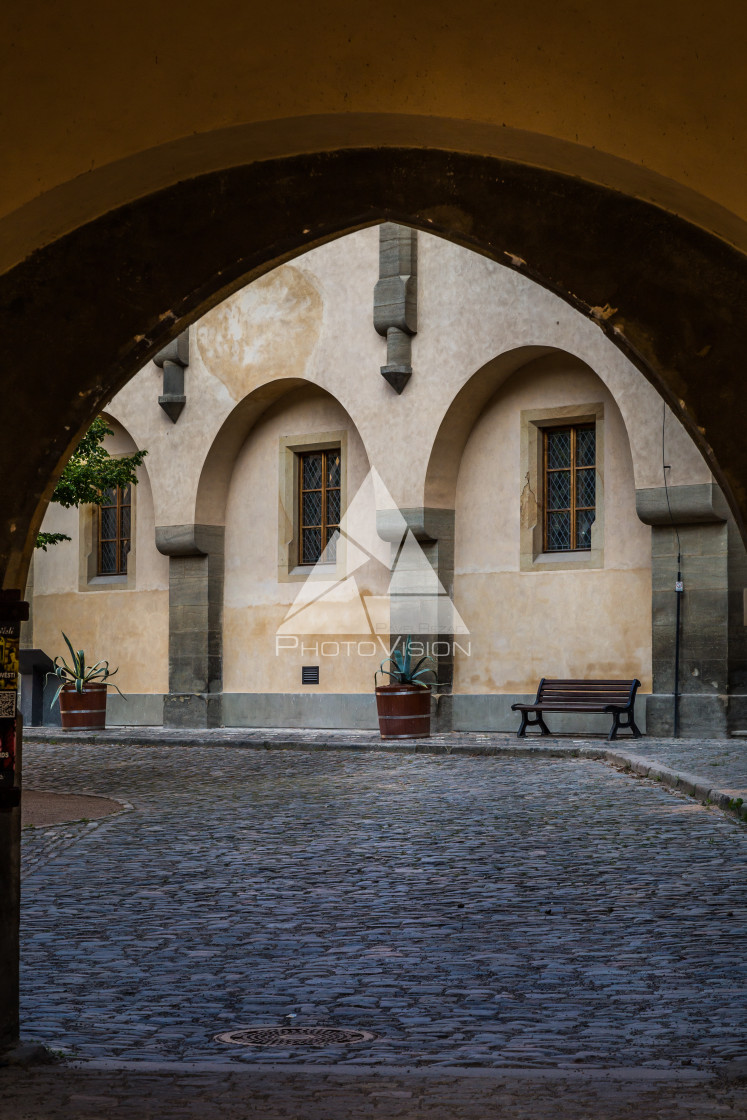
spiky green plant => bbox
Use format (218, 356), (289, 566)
(375, 636), (437, 689)
(47, 632), (126, 708)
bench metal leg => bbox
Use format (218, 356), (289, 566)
(608, 709), (642, 741)
(517, 712), (552, 738)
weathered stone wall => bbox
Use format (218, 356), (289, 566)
(637, 485), (747, 737)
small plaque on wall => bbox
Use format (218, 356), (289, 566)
(0, 691), (16, 719)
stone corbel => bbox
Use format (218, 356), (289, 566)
(376, 507), (454, 544)
(155, 524), (224, 557)
(154, 330), (189, 422)
(373, 224), (417, 394)
(635, 482), (729, 525)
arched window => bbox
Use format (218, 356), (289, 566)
(97, 485), (132, 575)
(298, 449), (341, 564)
(543, 424), (596, 551)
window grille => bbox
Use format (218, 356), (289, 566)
(98, 485), (132, 575)
(298, 449), (341, 565)
(543, 425), (596, 551)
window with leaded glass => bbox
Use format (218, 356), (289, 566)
(299, 449), (341, 565)
(97, 485), (132, 575)
(543, 425), (596, 552)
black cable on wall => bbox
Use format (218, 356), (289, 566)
(662, 406), (684, 738)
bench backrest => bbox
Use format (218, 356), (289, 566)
(536, 679), (640, 707)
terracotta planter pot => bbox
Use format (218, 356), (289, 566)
(58, 682), (108, 731)
(375, 683), (431, 739)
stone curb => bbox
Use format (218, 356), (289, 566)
(61, 1057), (716, 1082)
(599, 747), (747, 822)
(21, 728), (613, 760)
(0, 1043), (57, 1068)
(22, 729), (747, 821)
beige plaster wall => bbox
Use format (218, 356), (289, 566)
(307, 229), (706, 507)
(32, 418), (169, 694)
(195, 266), (324, 401)
(32, 590), (169, 696)
(32, 501), (80, 600)
(109, 239), (373, 527)
(107, 229), (708, 528)
(223, 385), (385, 694)
(413, 234), (709, 504)
(30, 229), (709, 701)
(453, 362), (652, 695)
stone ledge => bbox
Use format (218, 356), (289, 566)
(603, 748), (747, 821)
(59, 1058), (716, 1082)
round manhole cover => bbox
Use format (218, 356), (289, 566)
(215, 1026), (377, 1048)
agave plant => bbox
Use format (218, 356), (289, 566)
(48, 632), (126, 708)
(375, 636), (437, 689)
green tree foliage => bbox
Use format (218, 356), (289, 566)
(36, 417), (147, 550)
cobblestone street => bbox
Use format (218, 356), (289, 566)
(16, 744), (747, 1076)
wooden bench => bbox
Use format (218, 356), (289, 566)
(511, 679), (642, 740)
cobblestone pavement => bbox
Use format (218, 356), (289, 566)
(18, 743), (747, 1079)
(25, 724), (747, 797)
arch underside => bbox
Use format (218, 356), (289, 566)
(3, 146), (747, 585)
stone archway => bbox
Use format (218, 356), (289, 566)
(3, 145), (747, 592)
(3, 136), (747, 1056)
(4, 0), (747, 1064)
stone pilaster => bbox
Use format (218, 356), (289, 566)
(637, 484), (730, 736)
(726, 510), (747, 731)
(156, 524), (224, 728)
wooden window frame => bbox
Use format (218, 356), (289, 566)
(543, 423), (596, 552)
(298, 449), (341, 566)
(97, 485), (132, 575)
